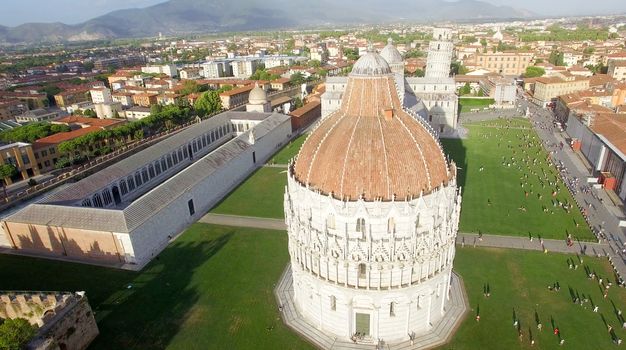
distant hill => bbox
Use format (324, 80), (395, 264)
(0, 0), (533, 43)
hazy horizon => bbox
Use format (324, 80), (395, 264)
(0, 0), (625, 27)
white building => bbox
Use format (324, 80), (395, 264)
(124, 106), (152, 120)
(231, 58), (261, 78)
(202, 61), (231, 78)
(94, 102), (123, 119)
(141, 64), (178, 78)
(90, 87), (112, 104)
(284, 50), (462, 345)
(245, 85), (272, 113)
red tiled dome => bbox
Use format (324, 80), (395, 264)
(292, 52), (453, 201)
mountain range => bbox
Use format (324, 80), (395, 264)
(0, 0), (534, 43)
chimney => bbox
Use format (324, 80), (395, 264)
(383, 108), (394, 121)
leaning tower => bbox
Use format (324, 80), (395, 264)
(283, 49), (463, 345)
(425, 28), (454, 79)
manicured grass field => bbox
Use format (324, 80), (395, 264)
(459, 98), (495, 113)
(210, 167), (287, 219)
(270, 133), (308, 164)
(0, 224), (312, 350)
(442, 247), (626, 349)
(441, 118), (595, 241)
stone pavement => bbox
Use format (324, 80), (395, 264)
(199, 213), (286, 230)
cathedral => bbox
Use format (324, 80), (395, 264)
(322, 28), (459, 136)
(281, 40), (465, 347)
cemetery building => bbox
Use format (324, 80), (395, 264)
(0, 111), (292, 268)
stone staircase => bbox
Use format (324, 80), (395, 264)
(274, 265), (469, 350)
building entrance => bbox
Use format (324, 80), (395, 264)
(355, 313), (370, 336)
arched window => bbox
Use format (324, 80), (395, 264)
(390, 302), (396, 317)
(172, 152), (178, 164)
(330, 296), (336, 311)
(178, 149), (183, 161)
(167, 155), (173, 168)
(135, 172), (142, 186)
(182, 147), (188, 159)
(356, 218), (365, 233)
(358, 263), (366, 278)
(388, 217), (396, 234)
(102, 190), (112, 205)
(161, 159), (167, 171)
(148, 165), (155, 178)
(93, 193), (103, 208)
(155, 162), (162, 175)
(326, 214), (335, 230)
(120, 180), (128, 195)
(141, 169), (149, 183)
(127, 176), (135, 191)
(202, 135), (207, 147)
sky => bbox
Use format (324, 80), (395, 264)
(0, 0), (625, 27)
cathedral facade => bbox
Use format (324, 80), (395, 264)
(321, 28), (459, 136)
(284, 48), (462, 344)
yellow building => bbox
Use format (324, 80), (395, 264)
(469, 51), (534, 76)
(532, 76), (590, 106)
(0, 142), (40, 185)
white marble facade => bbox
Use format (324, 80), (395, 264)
(284, 172), (462, 342)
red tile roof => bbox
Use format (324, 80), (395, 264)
(33, 126), (104, 148)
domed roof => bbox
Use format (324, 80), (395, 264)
(292, 54), (453, 202)
(249, 85), (267, 105)
(380, 38), (403, 65)
(350, 51), (392, 77)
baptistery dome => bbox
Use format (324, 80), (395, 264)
(293, 51), (453, 201)
(248, 84), (268, 105)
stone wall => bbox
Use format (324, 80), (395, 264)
(0, 292), (98, 350)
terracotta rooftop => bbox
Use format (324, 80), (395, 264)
(292, 52), (453, 202)
(54, 116), (126, 128)
(290, 101), (320, 118)
(220, 85), (254, 97)
(33, 126), (103, 149)
(590, 113), (626, 155)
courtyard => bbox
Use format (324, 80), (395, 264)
(441, 118), (595, 241)
(0, 224), (623, 349)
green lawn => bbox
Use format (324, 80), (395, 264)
(0, 224), (622, 349)
(269, 133), (308, 164)
(442, 247), (626, 349)
(459, 98), (495, 113)
(210, 167), (287, 219)
(0, 224), (312, 350)
(442, 118), (595, 241)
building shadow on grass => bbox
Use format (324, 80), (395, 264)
(441, 138), (468, 189)
(89, 231), (233, 349)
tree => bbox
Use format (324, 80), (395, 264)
(404, 50), (426, 58)
(83, 109), (97, 118)
(0, 318), (36, 350)
(459, 82), (472, 95)
(179, 80), (201, 95)
(548, 50), (565, 66)
(308, 59), (321, 68)
(480, 38), (488, 48)
(343, 47), (359, 61)
(523, 66), (546, 78)
(290, 72), (306, 86)
(194, 91), (222, 117)
(0, 164), (18, 198)
(450, 62), (469, 75)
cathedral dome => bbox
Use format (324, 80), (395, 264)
(248, 85), (268, 105)
(350, 50), (392, 76)
(292, 53), (453, 202)
(380, 38), (403, 65)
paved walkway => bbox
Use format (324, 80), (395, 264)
(199, 213), (285, 230)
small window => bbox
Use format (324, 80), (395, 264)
(327, 214), (335, 230)
(148, 165), (155, 178)
(155, 162), (162, 175)
(142, 169), (149, 183)
(330, 296), (336, 311)
(358, 263), (366, 278)
(188, 199), (195, 216)
(161, 159), (167, 171)
(356, 218), (365, 233)
(390, 302), (396, 317)
(135, 172), (142, 186)
(387, 217), (395, 234)
(127, 176), (135, 191)
(120, 180), (128, 195)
